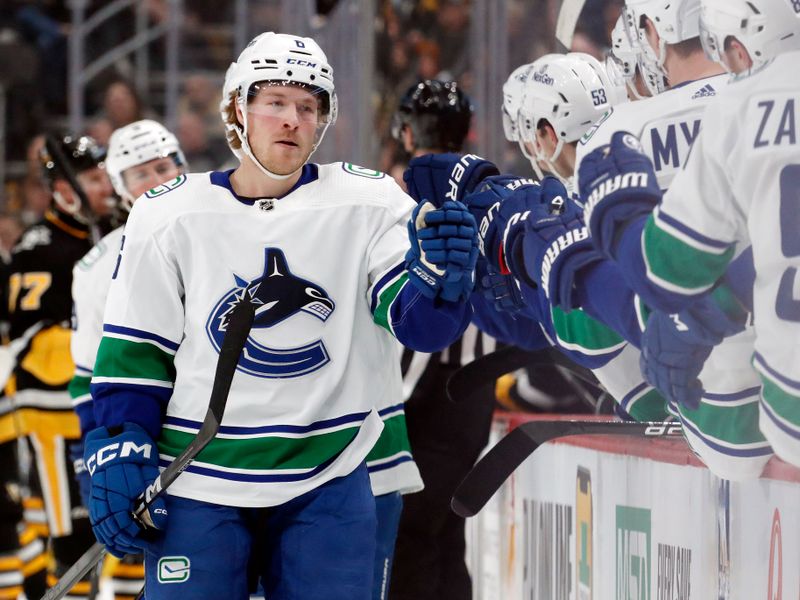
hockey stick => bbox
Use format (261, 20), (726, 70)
(446, 345), (600, 404)
(451, 419), (683, 518)
(555, 0), (588, 48)
(41, 299), (256, 600)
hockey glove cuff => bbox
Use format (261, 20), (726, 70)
(578, 131), (662, 260)
(404, 153), (500, 207)
(84, 422), (166, 557)
(513, 186), (603, 310)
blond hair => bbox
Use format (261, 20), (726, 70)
(223, 90), (243, 150)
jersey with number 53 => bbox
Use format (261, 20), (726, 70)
(576, 74), (728, 191)
(644, 50), (800, 455)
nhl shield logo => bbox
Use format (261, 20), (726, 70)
(205, 248), (335, 378)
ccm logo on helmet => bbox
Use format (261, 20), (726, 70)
(286, 58), (317, 67)
(86, 441), (153, 475)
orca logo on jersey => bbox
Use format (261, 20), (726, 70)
(205, 248), (335, 378)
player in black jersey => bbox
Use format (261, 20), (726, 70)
(4, 132), (113, 599)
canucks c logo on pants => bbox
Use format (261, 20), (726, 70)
(205, 248), (335, 378)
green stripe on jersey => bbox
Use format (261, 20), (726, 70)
(373, 274), (409, 333)
(67, 374), (91, 401)
(93, 336), (176, 383)
(551, 307), (625, 352)
(158, 425), (359, 471)
(760, 375), (800, 427)
(625, 388), (669, 422)
(678, 395), (765, 447)
(366, 413), (412, 463)
(643, 214), (734, 293)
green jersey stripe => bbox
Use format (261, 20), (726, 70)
(625, 388), (670, 422)
(68, 374), (92, 402)
(373, 274), (409, 334)
(643, 214), (734, 295)
(677, 397), (765, 447)
(158, 424), (360, 471)
(365, 413), (412, 463)
(760, 375), (800, 427)
(93, 336), (176, 383)
(551, 307), (626, 354)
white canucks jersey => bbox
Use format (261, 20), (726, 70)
(92, 163), (425, 507)
(649, 51), (800, 465)
(70, 227), (124, 417)
(577, 73), (771, 478)
(577, 74), (728, 190)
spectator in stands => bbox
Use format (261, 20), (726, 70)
(101, 80), (146, 130)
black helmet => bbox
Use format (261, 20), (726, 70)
(40, 133), (106, 186)
(391, 80), (473, 152)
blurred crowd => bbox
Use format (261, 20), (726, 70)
(0, 0), (621, 259)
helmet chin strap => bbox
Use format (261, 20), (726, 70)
(534, 137), (571, 187)
(235, 101), (332, 182)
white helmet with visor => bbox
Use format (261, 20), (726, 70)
(222, 32), (337, 180)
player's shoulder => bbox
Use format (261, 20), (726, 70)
(316, 162), (412, 210)
(127, 171), (215, 226)
(12, 221), (52, 256)
(74, 226), (124, 276)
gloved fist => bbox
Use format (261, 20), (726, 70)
(640, 297), (746, 410)
(512, 183), (602, 309)
(84, 422), (166, 558)
(406, 200), (479, 302)
(461, 175), (544, 271)
(478, 265), (527, 314)
(403, 153), (500, 207)
(578, 131), (662, 259)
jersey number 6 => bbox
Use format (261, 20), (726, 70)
(776, 164), (800, 321)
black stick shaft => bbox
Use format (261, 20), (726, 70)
(41, 300), (255, 600)
(451, 419), (682, 518)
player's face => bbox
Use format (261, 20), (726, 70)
(244, 84), (321, 176)
(122, 157), (183, 200)
(76, 167), (115, 217)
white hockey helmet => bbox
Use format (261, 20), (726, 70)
(607, 11), (664, 99)
(222, 32), (337, 180)
(700, 0), (800, 73)
(590, 51), (628, 106)
(625, 0), (702, 80)
(105, 119), (186, 209)
(518, 53), (617, 184)
(501, 62), (534, 143)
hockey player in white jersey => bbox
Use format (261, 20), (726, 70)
(577, 0), (727, 190)
(605, 9), (664, 100)
(578, 0), (800, 467)
(70, 119), (186, 439)
(69, 118), (186, 600)
(82, 32), (478, 599)
(567, 0), (775, 480)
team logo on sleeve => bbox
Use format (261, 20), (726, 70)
(205, 248), (335, 378)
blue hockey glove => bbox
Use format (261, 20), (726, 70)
(69, 439), (91, 509)
(406, 200), (479, 302)
(512, 186), (603, 309)
(403, 153), (500, 207)
(84, 422), (166, 558)
(640, 297), (747, 410)
(578, 131), (662, 260)
(462, 175), (547, 271)
(478, 264), (527, 314)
